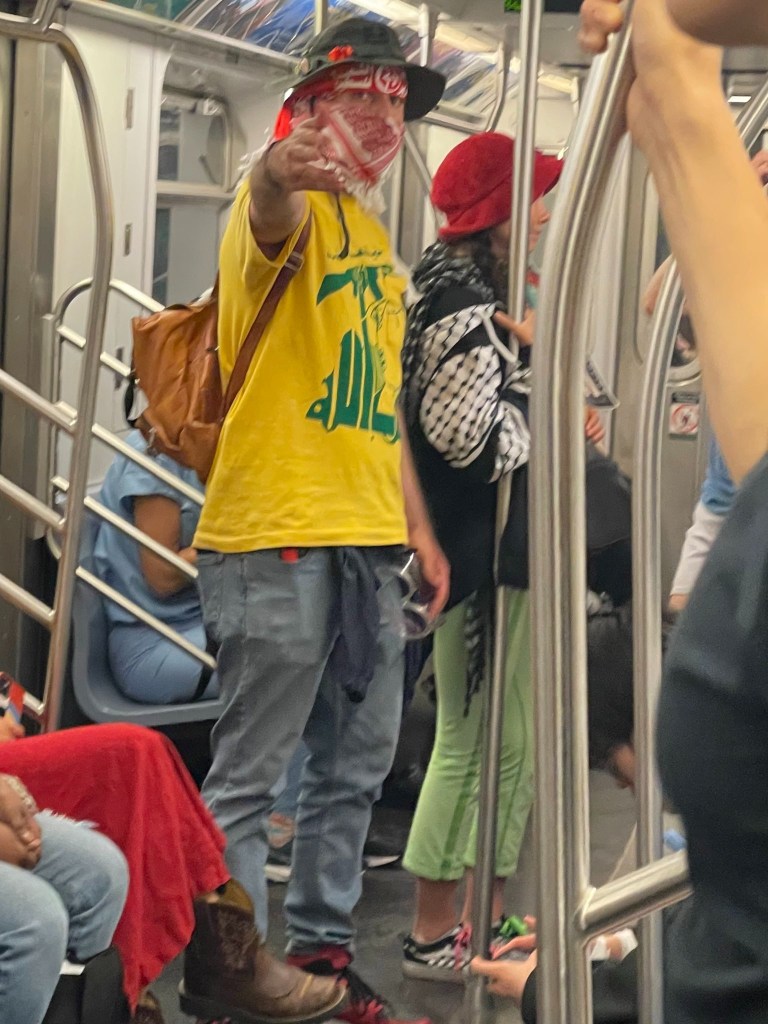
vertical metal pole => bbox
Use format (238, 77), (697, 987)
(468, 3), (541, 1020)
(632, 274), (677, 1024)
(387, 148), (405, 254)
(485, 42), (511, 133)
(30, 0), (60, 31)
(314, 0), (327, 36)
(418, 4), (436, 67)
(530, 17), (633, 1024)
(41, 32), (114, 731)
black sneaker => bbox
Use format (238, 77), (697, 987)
(401, 925), (471, 985)
(363, 833), (402, 869)
(289, 948), (432, 1024)
(265, 838), (292, 883)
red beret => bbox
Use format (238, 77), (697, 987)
(431, 132), (563, 242)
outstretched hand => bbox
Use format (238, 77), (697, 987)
(264, 118), (346, 195)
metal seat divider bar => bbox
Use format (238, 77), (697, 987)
(0, 574), (55, 627)
(51, 478), (197, 582)
(0, 9), (114, 733)
(0, 367), (77, 433)
(57, 325), (131, 379)
(529, 11), (635, 1023)
(0, 474), (64, 533)
(52, 409), (204, 506)
(76, 567), (216, 670)
(467, 3), (542, 1022)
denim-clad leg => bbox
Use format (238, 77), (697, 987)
(198, 549), (337, 935)
(108, 620), (218, 704)
(284, 568), (405, 953)
(0, 812), (128, 1024)
(198, 548), (405, 947)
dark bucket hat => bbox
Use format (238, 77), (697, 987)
(289, 16), (446, 121)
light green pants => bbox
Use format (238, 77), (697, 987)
(403, 590), (533, 881)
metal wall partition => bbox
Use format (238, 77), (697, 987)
(0, 0), (113, 728)
(528, 8), (768, 1023)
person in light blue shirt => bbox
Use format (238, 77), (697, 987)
(699, 436), (736, 516)
(93, 430), (218, 704)
(670, 436), (736, 611)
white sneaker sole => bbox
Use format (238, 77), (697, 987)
(401, 959), (467, 985)
(265, 863), (291, 883)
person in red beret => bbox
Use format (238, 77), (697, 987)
(400, 132), (600, 983)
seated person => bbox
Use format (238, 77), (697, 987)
(93, 429), (217, 704)
(0, 771), (128, 1024)
(471, 601), (678, 1023)
(0, 715), (345, 1024)
(668, 437), (734, 613)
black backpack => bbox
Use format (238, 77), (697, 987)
(499, 441), (633, 606)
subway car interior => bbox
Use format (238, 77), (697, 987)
(0, 0), (766, 1021)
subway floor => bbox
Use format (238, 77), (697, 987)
(154, 770), (637, 1024)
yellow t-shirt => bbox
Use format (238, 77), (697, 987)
(194, 184), (408, 552)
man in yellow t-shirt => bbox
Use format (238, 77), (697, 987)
(187, 18), (449, 1024)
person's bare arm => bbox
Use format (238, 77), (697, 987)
(134, 495), (197, 599)
(249, 117), (344, 254)
(665, 0), (768, 47)
(582, 0), (768, 482)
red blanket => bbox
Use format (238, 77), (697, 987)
(0, 723), (228, 1008)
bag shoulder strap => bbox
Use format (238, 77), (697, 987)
(222, 213), (313, 413)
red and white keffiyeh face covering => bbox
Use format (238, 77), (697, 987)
(272, 62), (407, 212)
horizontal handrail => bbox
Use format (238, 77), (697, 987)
(0, 573), (54, 627)
(0, 369), (76, 433)
(0, 474), (64, 532)
(52, 277), (164, 322)
(155, 181), (234, 204)
(77, 567), (216, 670)
(579, 851), (691, 936)
(53, 407), (205, 506)
(58, 325), (131, 379)
(52, 477), (198, 583)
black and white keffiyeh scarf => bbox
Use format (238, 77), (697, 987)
(403, 241), (523, 716)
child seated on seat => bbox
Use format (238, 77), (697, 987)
(93, 429), (217, 704)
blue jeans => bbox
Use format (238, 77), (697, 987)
(271, 741), (308, 821)
(197, 548), (405, 952)
(0, 811), (128, 1024)
(109, 619), (219, 704)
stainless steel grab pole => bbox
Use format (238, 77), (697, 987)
(468, 2), (541, 1019)
(632, 207), (680, 1024)
(485, 42), (511, 134)
(41, 29), (114, 732)
(530, 14), (634, 1024)
(314, 0), (327, 36)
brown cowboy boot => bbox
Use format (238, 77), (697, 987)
(179, 880), (347, 1024)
